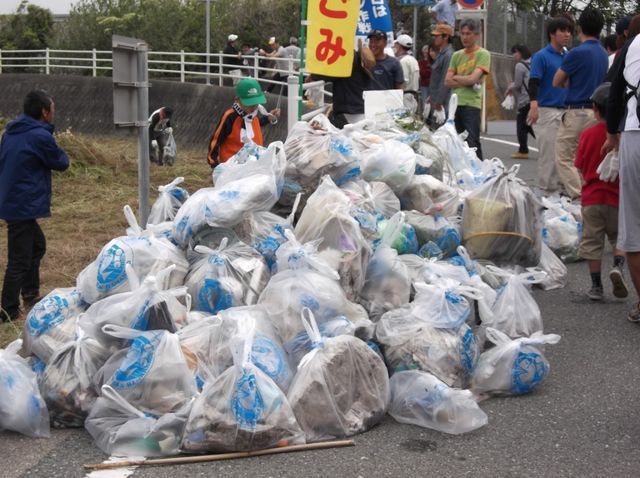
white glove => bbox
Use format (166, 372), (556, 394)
(596, 151), (620, 182)
(501, 95), (515, 110)
(422, 102), (431, 120)
(433, 108), (446, 125)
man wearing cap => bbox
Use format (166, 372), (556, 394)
(261, 37), (289, 93)
(429, 23), (455, 121)
(394, 34), (420, 97)
(366, 29), (404, 91)
(445, 18), (491, 159)
(207, 77), (280, 168)
(223, 34), (242, 86)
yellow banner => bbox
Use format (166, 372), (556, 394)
(306, 0), (360, 77)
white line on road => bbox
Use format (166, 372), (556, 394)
(85, 456), (146, 478)
(481, 136), (539, 153)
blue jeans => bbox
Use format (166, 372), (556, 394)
(454, 105), (482, 160)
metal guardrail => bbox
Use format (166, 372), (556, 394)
(0, 48), (331, 132)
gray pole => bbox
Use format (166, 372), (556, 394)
(137, 47), (150, 227)
(413, 6), (418, 56)
(205, 0), (210, 85)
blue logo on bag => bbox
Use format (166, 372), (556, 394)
(232, 371), (264, 429)
(27, 295), (69, 337)
(218, 190), (240, 200)
(170, 187), (188, 202)
(252, 335), (286, 384)
(511, 350), (549, 395)
(416, 381), (446, 408)
(111, 333), (160, 389)
(96, 244), (128, 292)
(330, 138), (353, 156)
(299, 293), (320, 311)
(445, 290), (463, 305)
(130, 298), (152, 331)
(198, 279), (233, 314)
(459, 328), (479, 375)
(208, 254), (225, 266)
(335, 167), (361, 186)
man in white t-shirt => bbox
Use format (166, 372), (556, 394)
(604, 33), (640, 322)
(260, 37), (289, 92)
(393, 34), (420, 94)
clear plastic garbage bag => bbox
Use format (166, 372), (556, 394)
(274, 230), (340, 278)
(405, 211), (461, 257)
(148, 177), (189, 225)
(173, 142), (286, 247)
(41, 328), (110, 427)
(79, 265), (190, 350)
(389, 370), (488, 434)
(472, 327), (560, 396)
(542, 204), (582, 261)
(360, 139), (416, 194)
(484, 266), (546, 339)
(295, 176), (372, 300)
(287, 309), (389, 442)
(77, 205), (188, 303)
(22, 288), (86, 362)
(462, 165), (543, 267)
(537, 243), (568, 290)
(182, 317), (304, 452)
(185, 240), (269, 315)
(86, 385), (193, 457)
(280, 115), (361, 207)
(375, 211), (419, 255)
(96, 325), (197, 415)
(401, 174), (461, 218)
(0, 340), (50, 437)
(284, 315), (357, 366)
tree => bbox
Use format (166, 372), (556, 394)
(0, 0), (54, 50)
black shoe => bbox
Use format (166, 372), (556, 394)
(22, 295), (43, 308)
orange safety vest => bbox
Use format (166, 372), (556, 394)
(207, 108), (264, 167)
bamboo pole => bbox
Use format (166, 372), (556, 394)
(84, 439), (355, 471)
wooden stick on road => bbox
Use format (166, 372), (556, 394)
(84, 439), (355, 471)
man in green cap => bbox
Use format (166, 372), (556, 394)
(207, 77), (280, 168)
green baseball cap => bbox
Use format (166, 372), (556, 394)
(235, 77), (266, 106)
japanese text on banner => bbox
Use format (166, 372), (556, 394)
(356, 0), (393, 43)
(306, 0), (360, 77)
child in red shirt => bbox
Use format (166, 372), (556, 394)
(574, 82), (628, 301)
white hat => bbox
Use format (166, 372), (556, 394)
(394, 34), (413, 48)
(268, 36), (276, 45)
(228, 34), (238, 42)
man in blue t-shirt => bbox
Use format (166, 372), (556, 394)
(552, 7), (608, 200)
(366, 29), (404, 91)
(527, 16), (573, 195)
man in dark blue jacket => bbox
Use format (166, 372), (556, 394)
(0, 90), (69, 321)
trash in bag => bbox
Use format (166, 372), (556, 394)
(184, 240), (269, 315)
(340, 180), (385, 239)
(484, 266), (546, 339)
(541, 200), (582, 263)
(405, 211), (461, 258)
(213, 143), (267, 181)
(360, 226), (411, 322)
(376, 297), (480, 388)
(472, 327), (560, 397)
(284, 315), (357, 366)
(360, 139), (416, 194)
(147, 177), (189, 225)
(22, 288), (86, 362)
(172, 142), (286, 247)
(295, 176), (372, 300)
(77, 205), (188, 304)
(375, 212), (419, 255)
(182, 317), (305, 452)
(287, 309), (390, 442)
(462, 165), (543, 267)
(86, 385), (193, 457)
(274, 230), (340, 278)
(280, 115), (360, 207)
(389, 370), (488, 435)
(161, 127), (177, 166)
(537, 242), (568, 290)
(233, 194), (301, 271)
(0, 340), (50, 437)
(41, 328), (110, 427)
(96, 325), (197, 415)
(401, 174), (461, 218)
(79, 265), (190, 350)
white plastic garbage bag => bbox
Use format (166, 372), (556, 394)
(0, 340), (50, 437)
(389, 370), (488, 434)
(501, 95), (515, 110)
(85, 385), (193, 457)
(537, 242), (568, 290)
(472, 328), (560, 396)
(360, 139), (416, 194)
(287, 309), (390, 442)
(147, 177), (189, 225)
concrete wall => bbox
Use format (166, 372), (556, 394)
(0, 73), (290, 148)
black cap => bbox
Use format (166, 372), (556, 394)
(367, 29), (387, 40)
(616, 16), (631, 35)
(590, 82), (610, 107)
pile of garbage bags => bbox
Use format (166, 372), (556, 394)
(1, 95), (567, 453)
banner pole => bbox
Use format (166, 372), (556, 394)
(298, 0), (308, 120)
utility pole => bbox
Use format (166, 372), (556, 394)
(205, 0), (211, 85)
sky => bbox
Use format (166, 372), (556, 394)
(0, 0), (76, 14)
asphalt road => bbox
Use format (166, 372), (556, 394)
(3, 123), (640, 478)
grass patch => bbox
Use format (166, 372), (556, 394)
(0, 130), (212, 347)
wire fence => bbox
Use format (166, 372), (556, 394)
(487, 1), (549, 55)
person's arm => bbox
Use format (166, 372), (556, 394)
(207, 110), (235, 167)
(511, 63), (525, 93)
(452, 48), (489, 86)
(604, 40), (631, 152)
(552, 68), (569, 88)
(36, 133), (70, 171)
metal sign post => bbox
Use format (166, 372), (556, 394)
(112, 35), (150, 227)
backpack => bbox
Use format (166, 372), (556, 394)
(518, 61), (531, 97)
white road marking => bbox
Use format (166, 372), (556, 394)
(84, 456), (146, 478)
(481, 136), (539, 153)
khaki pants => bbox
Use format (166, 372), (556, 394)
(555, 108), (596, 199)
(532, 107), (563, 193)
